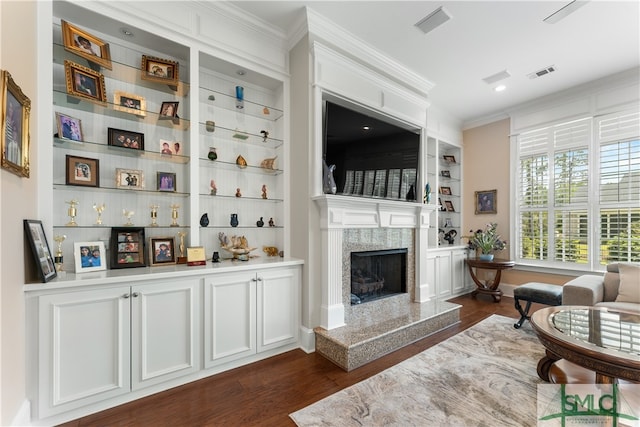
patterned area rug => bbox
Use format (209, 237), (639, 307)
(290, 315), (545, 427)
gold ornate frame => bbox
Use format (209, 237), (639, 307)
(64, 60), (107, 105)
(114, 91), (146, 117)
(1, 70), (30, 177)
(61, 20), (112, 70)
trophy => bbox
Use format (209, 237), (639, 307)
(149, 204), (159, 227)
(65, 200), (79, 226)
(93, 203), (106, 225)
(53, 234), (66, 272)
(170, 204), (180, 227)
(177, 231), (187, 264)
(123, 209), (135, 226)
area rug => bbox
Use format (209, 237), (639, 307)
(290, 315), (545, 426)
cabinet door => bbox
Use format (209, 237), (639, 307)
(131, 279), (200, 390)
(256, 266), (300, 352)
(436, 252), (453, 298)
(424, 254), (438, 300)
(451, 249), (467, 294)
(38, 287), (131, 418)
(203, 273), (256, 368)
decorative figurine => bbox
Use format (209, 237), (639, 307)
(268, 217), (275, 227)
(205, 120), (215, 132)
(218, 232), (257, 260)
(212, 251), (220, 262)
(256, 217), (264, 227)
(149, 204), (159, 227)
(53, 234), (66, 272)
(261, 184), (267, 199)
(65, 199), (78, 226)
(123, 209), (135, 226)
(260, 157), (277, 170)
(200, 213), (210, 227)
(210, 180), (217, 195)
(93, 203), (105, 225)
(444, 229), (457, 245)
(263, 246), (278, 257)
(424, 183), (431, 204)
(322, 160), (337, 194)
(230, 213), (239, 227)
(235, 188), (242, 197)
(236, 154), (247, 168)
(260, 130), (269, 142)
(262, 106), (270, 115)
(177, 231), (187, 264)
(170, 204), (180, 227)
(208, 147), (217, 160)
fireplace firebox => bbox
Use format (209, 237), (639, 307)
(350, 248), (407, 305)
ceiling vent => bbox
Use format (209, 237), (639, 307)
(482, 69), (511, 85)
(415, 6), (452, 35)
(528, 65), (557, 79)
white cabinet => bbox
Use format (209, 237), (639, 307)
(426, 250), (452, 299)
(36, 278), (199, 418)
(451, 248), (468, 295)
(204, 265), (300, 368)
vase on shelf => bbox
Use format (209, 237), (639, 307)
(479, 253), (494, 261)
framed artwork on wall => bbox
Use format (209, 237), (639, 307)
(475, 189), (497, 214)
(1, 70), (31, 177)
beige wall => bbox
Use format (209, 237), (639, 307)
(463, 119), (578, 286)
(1, 1), (38, 424)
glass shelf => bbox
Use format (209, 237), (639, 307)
(54, 137), (190, 164)
(199, 86), (283, 121)
(200, 225), (284, 229)
(198, 158), (283, 175)
(53, 224), (190, 229)
(199, 122), (283, 149)
(53, 183), (190, 197)
(199, 193), (283, 202)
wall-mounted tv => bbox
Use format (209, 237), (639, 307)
(323, 100), (421, 201)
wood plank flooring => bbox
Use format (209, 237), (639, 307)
(59, 293), (544, 427)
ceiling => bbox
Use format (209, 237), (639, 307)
(230, 1), (640, 128)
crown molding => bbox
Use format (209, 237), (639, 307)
(304, 7), (435, 98)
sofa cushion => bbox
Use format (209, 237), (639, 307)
(596, 301), (640, 313)
(614, 263), (640, 303)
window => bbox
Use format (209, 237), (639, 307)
(515, 111), (639, 271)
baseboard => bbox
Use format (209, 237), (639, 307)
(12, 399), (31, 426)
(500, 282), (516, 298)
(298, 325), (316, 353)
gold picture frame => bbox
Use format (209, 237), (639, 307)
(64, 60), (107, 105)
(1, 70), (30, 177)
(115, 168), (144, 190)
(113, 91), (146, 117)
(141, 55), (179, 87)
(61, 20), (112, 70)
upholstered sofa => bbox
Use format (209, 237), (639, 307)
(562, 263), (640, 313)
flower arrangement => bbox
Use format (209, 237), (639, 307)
(465, 223), (507, 254)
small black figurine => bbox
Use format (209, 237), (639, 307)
(212, 251), (220, 262)
(443, 229), (457, 245)
(268, 217), (275, 227)
(256, 217), (264, 227)
(200, 213), (209, 227)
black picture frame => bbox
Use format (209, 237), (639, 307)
(107, 127), (144, 151)
(110, 227), (146, 268)
(24, 219), (57, 282)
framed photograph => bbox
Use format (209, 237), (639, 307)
(64, 60), (106, 105)
(65, 155), (99, 187)
(111, 227), (146, 268)
(113, 91), (146, 117)
(159, 101), (179, 119)
(157, 171), (176, 192)
(160, 139), (182, 155)
(476, 189), (497, 214)
(55, 112), (83, 142)
(443, 155), (457, 164)
(1, 70), (30, 177)
(141, 55), (179, 86)
(24, 219), (57, 282)
(115, 168), (144, 190)
(61, 20), (112, 70)
(186, 246), (206, 266)
(150, 237), (176, 266)
(73, 241), (107, 274)
(440, 170), (451, 178)
(439, 186), (452, 195)
(444, 200), (455, 212)
(108, 127), (144, 151)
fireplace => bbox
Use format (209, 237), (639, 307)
(350, 248), (407, 305)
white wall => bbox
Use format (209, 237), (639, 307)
(1, 1), (38, 424)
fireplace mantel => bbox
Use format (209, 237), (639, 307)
(313, 195), (434, 329)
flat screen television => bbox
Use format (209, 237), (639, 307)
(323, 100), (421, 201)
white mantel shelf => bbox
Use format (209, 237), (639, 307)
(312, 194), (434, 230)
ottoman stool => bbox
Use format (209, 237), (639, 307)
(513, 282), (563, 329)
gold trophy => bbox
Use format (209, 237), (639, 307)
(65, 200), (79, 226)
(149, 204), (159, 227)
(170, 204), (180, 227)
(53, 234), (66, 272)
(177, 231), (187, 264)
(123, 209), (135, 226)
(93, 203), (106, 225)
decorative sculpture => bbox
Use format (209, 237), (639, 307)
(93, 203), (105, 225)
(218, 232), (257, 260)
(322, 160), (337, 194)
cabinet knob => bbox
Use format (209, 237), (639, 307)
(123, 294), (130, 299)
(257, 277), (263, 282)
(132, 292), (140, 298)
(251, 278), (257, 282)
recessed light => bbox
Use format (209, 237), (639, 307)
(120, 28), (134, 37)
(494, 85), (506, 92)
(236, 70), (246, 76)
(363, 126), (371, 131)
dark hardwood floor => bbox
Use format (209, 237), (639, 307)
(59, 293), (544, 427)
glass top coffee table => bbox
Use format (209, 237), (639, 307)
(530, 306), (640, 384)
